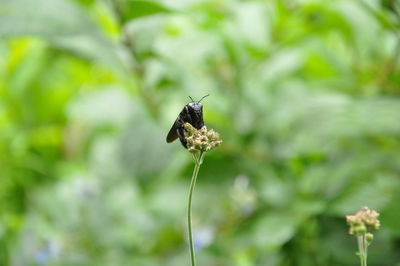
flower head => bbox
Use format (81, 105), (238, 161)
(346, 206), (380, 236)
(183, 123), (222, 153)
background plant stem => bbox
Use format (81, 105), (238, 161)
(187, 152), (204, 266)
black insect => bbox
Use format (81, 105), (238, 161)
(166, 95), (209, 148)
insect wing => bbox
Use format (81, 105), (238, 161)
(166, 119), (179, 143)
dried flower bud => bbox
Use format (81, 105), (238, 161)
(183, 123), (222, 153)
(346, 207), (380, 236)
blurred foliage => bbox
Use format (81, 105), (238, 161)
(0, 0), (400, 265)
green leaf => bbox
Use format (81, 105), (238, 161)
(252, 213), (298, 250)
(122, 0), (171, 22)
(329, 174), (399, 216)
(0, 0), (96, 38)
(0, 0), (125, 71)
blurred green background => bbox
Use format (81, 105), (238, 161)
(1, 0), (400, 265)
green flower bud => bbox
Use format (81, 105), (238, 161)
(354, 224), (367, 235)
(366, 233), (374, 244)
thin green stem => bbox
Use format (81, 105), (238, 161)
(357, 234), (368, 266)
(363, 234), (368, 266)
(187, 152), (204, 266)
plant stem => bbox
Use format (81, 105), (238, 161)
(187, 152), (204, 266)
(363, 234), (368, 266)
(357, 234), (368, 266)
